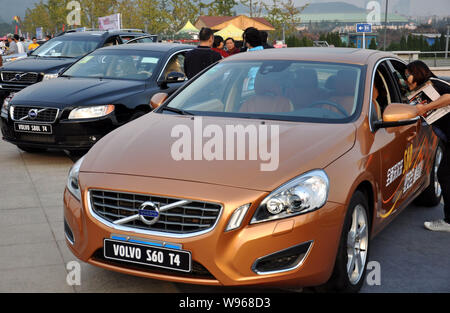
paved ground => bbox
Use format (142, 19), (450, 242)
(0, 139), (448, 293)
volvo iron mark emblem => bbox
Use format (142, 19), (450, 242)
(28, 109), (38, 120)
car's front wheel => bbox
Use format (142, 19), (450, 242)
(318, 191), (370, 293)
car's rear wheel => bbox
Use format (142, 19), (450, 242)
(17, 145), (46, 153)
(316, 191), (370, 293)
(415, 144), (443, 207)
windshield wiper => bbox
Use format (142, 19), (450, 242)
(160, 106), (194, 116)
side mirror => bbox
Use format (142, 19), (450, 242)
(150, 92), (168, 109)
(374, 103), (420, 130)
(166, 71), (186, 83)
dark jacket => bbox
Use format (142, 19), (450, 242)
(184, 46), (222, 79)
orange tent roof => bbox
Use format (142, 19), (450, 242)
(195, 15), (275, 31)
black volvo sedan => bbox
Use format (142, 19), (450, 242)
(0, 43), (193, 152)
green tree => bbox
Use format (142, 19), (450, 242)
(240, 0), (265, 18)
(369, 38), (377, 50)
(399, 35), (407, 50)
(208, 0), (237, 16)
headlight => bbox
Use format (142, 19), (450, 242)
(2, 92), (15, 115)
(67, 156), (84, 201)
(251, 170), (329, 224)
(68, 105), (114, 120)
(43, 73), (59, 80)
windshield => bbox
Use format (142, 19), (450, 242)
(63, 50), (163, 80)
(31, 37), (100, 58)
(164, 60), (364, 122)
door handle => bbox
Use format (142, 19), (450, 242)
(407, 132), (417, 141)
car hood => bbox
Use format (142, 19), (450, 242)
(82, 113), (356, 192)
(0, 56), (75, 73)
(11, 77), (146, 107)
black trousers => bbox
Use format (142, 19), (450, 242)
(437, 143), (450, 223)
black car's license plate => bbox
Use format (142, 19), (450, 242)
(14, 123), (52, 134)
(103, 239), (192, 272)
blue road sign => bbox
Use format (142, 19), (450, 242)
(356, 23), (372, 33)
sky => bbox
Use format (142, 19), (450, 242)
(296, 0), (450, 17)
(0, 0), (449, 23)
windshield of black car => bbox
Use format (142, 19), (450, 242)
(62, 49), (163, 80)
(31, 36), (101, 58)
(163, 60), (364, 123)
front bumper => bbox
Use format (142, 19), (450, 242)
(64, 172), (347, 287)
(1, 112), (116, 150)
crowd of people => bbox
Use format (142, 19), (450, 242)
(184, 27), (273, 79)
(0, 34), (51, 56)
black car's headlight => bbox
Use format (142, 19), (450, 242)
(1, 93), (14, 115)
(251, 170), (329, 224)
(67, 156), (84, 201)
(68, 105), (114, 120)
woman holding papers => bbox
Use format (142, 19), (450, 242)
(406, 60), (450, 232)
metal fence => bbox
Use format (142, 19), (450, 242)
(390, 51), (450, 67)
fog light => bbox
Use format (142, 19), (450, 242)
(89, 136), (97, 142)
(252, 241), (313, 274)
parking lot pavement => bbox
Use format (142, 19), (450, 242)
(0, 139), (448, 293)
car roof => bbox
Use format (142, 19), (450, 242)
(97, 43), (194, 52)
(224, 47), (399, 65)
(58, 31), (148, 38)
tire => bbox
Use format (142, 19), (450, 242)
(316, 191), (370, 293)
(17, 145), (46, 153)
(415, 143), (443, 207)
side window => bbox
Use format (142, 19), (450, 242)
(119, 35), (136, 44)
(163, 52), (186, 79)
(103, 36), (120, 47)
(388, 60), (409, 103)
(372, 62), (397, 121)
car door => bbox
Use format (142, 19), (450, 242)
(371, 60), (419, 220)
(386, 59), (438, 202)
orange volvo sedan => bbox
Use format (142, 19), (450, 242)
(64, 48), (441, 292)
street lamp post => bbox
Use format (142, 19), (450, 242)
(445, 24), (449, 59)
(383, 0), (388, 50)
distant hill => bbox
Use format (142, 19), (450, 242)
(302, 2), (366, 14)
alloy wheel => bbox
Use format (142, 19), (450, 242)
(346, 204), (369, 285)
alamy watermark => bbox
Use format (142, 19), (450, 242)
(170, 117), (280, 171)
(66, 261), (81, 286)
(66, 1), (81, 27)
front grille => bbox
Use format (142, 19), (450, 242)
(12, 106), (59, 123)
(91, 249), (216, 279)
(90, 190), (222, 235)
(1, 71), (39, 83)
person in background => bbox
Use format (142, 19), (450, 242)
(244, 27), (264, 51)
(28, 37), (39, 51)
(4, 34), (18, 55)
(184, 27), (222, 79)
(224, 37), (239, 55)
(407, 60), (450, 232)
(260, 31), (273, 49)
(45, 34), (51, 41)
(14, 35), (24, 54)
(212, 35), (229, 58)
